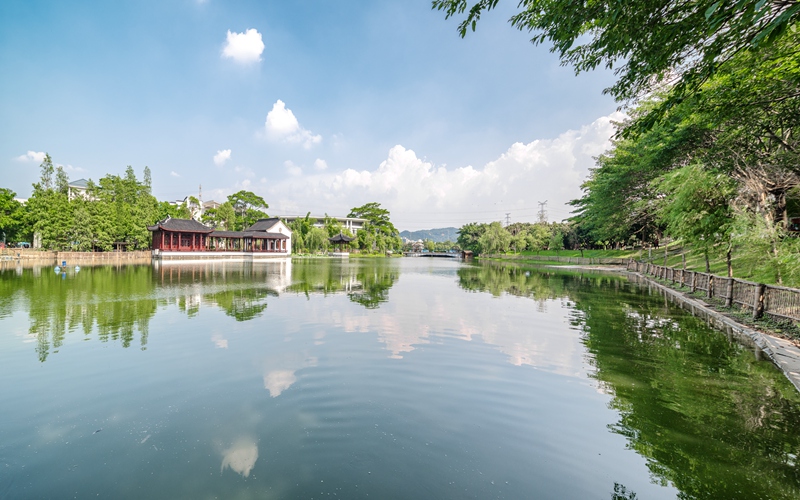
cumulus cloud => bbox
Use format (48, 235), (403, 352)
(213, 149), (231, 166)
(60, 164), (86, 173)
(221, 29), (264, 64)
(266, 112), (624, 229)
(15, 151), (46, 163)
(284, 160), (302, 176)
(314, 158), (328, 171)
(265, 100), (321, 149)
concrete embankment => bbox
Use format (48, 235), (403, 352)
(0, 249), (151, 268)
(628, 271), (800, 393)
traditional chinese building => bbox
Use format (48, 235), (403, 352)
(148, 216), (291, 261)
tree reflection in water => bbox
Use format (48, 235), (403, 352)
(458, 261), (800, 500)
(0, 265), (158, 361)
(4, 258), (399, 362)
(288, 258), (398, 309)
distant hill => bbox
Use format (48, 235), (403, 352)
(400, 227), (459, 243)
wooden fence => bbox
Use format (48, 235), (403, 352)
(0, 249), (151, 267)
(627, 260), (800, 323)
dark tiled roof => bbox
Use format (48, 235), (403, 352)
(207, 230), (240, 238)
(256, 232), (289, 240)
(244, 218), (282, 232)
(329, 233), (355, 243)
(148, 217), (213, 233)
(69, 178), (90, 189)
(208, 230), (289, 239)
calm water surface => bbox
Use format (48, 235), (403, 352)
(1, 258), (799, 499)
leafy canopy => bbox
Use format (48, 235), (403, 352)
(433, 0), (800, 129)
(348, 202), (398, 236)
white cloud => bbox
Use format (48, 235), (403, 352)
(265, 112), (624, 230)
(265, 100), (321, 149)
(15, 151), (46, 163)
(222, 29), (264, 64)
(170, 171), (180, 178)
(213, 149), (231, 166)
(284, 160), (302, 177)
(313, 158), (328, 171)
(60, 163), (86, 173)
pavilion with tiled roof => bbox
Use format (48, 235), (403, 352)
(147, 216), (292, 257)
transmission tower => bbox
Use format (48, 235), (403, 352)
(537, 201), (548, 223)
(505, 213), (511, 227)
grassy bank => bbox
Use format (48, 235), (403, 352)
(486, 240), (798, 288)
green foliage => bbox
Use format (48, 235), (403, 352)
(570, 28), (800, 274)
(458, 221), (569, 256)
(348, 202), (401, 252)
(158, 200), (191, 221)
(348, 202), (398, 236)
(202, 201), (235, 230)
(18, 156), (159, 251)
(731, 210), (800, 286)
(433, 0), (800, 128)
(478, 222), (511, 254)
(305, 226), (329, 253)
(548, 229), (564, 254)
(0, 188), (23, 242)
(227, 190), (269, 231)
(286, 213), (318, 253)
(457, 222), (488, 254)
(525, 224), (550, 253)
(654, 164), (736, 264)
(323, 214), (346, 237)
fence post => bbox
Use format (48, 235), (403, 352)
(690, 272), (696, 293)
(707, 275), (714, 299)
(753, 284), (766, 320)
(725, 278), (734, 308)
(679, 269), (685, 288)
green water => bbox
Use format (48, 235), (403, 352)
(1, 258), (799, 499)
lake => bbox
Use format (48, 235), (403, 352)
(1, 258), (799, 499)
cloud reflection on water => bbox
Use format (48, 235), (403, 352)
(220, 438), (259, 477)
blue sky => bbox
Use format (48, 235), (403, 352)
(1, 0), (620, 230)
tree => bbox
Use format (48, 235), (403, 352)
(655, 164), (736, 274)
(511, 230), (528, 253)
(433, 1), (800, 129)
(348, 202), (398, 236)
(39, 154), (54, 190)
(55, 166), (69, 195)
(478, 221), (511, 254)
(548, 229), (564, 254)
(306, 226), (329, 253)
(357, 227), (376, 252)
(157, 200), (191, 221)
(0, 188), (23, 244)
(23, 156), (73, 249)
(457, 222), (488, 254)
(202, 202), (236, 230)
(526, 223), (552, 254)
(323, 214), (346, 237)
(227, 190), (269, 231)
(287, 213), (317, 253)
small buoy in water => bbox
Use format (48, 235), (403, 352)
(74, 266), (81, 272)
(54, 266), (61, 273)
